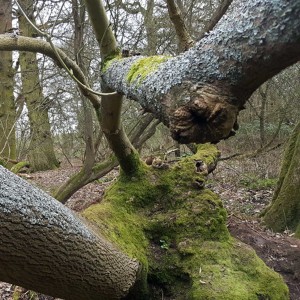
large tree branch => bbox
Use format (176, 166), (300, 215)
(0, 166), (140, 299)
(102, 0), (300, 144)
(85, 0), (143, 177)
(198, 0), (233, 40)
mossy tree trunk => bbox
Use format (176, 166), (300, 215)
(18, 0), (59, 171)
(0, 0), (299, 298)
(263, 121), (300, 236)
(0, 0), (16, 161)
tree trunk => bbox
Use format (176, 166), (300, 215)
(0, 165), (141, 300)
(0, 0), (16, 161)
(263, 121), (300, 235)
(18, 0), (59, 171)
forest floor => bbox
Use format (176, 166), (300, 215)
(0, 161), (299, 300)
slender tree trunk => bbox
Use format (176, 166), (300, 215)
(166, 0), (194, 52)
(54, 114), (155, 203)
(18, 0), (59, 171)
(263, 121), (300, 234)
(85, 0), (144, 177)
(0, 0), (16, 161)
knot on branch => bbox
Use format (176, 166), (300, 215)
(169, 84), (239, 144)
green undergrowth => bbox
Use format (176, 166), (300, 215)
(126, 56), (170, 85)
(239, 175), (277, 190)
(83, 144), (288, 299)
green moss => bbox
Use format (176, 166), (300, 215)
(184, 239), (288, 299)
(101, 48), (122, 72)
(239, 176), (277, 190)
(83, 144), (288, 299)
(263, 122), (300, 232)
(119, 151), (148, 180)
(126, 56), (170, 84)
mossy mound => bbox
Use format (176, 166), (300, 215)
(83, 144), (289, 299)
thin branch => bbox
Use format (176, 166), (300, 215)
(198, 0), (233, 40)
(16, 0), (117, 97)
(166, 0), (194, 52)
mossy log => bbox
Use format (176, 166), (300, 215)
(84, 144), (288, 299)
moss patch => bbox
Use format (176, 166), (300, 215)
(101, 49), (122, 72)
(83, 144), (289, 299)
(126, 56), (170, 84)
(263, 121), (300, 233)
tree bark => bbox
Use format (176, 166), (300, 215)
(166, 0), (194, 52)
(102, 0), (300, 144)
(263, 121), (300, 235)
(0, 165), (140, 299)
(0, 0), (16, 161)
(19, 0), (60, 171)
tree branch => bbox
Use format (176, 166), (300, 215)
(0, 166), (140, 299)
(102, 0), (300, 144)
(198, 0), (233, 40)
(85, 0), (143, 177)
(0, 34), (102, 109)
(166, 0), (194, 52)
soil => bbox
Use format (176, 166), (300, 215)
(1, 163), (299, 299)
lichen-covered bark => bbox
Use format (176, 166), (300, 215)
(263, 121), (300, 233)
(0, 0), (16, 160)
(102, 0), (300, 144)
(0, 166), (140, 300)
(0, 0), (298, 146)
